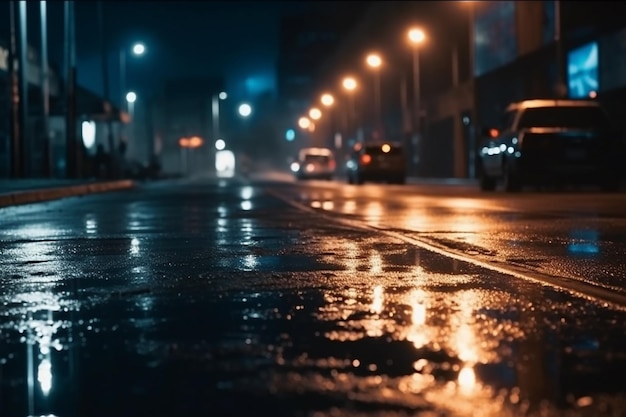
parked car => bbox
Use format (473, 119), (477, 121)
(291, 147), (336, 180)
(478, 99), (624, 192)
(346, 142), (406, 185)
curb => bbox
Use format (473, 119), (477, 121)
(0, 180), (136, 208)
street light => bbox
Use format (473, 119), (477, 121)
(125, 91), (137, 103)
(342, 77), (357, 92)
(125, 91), (137, 154)
(212, 91), (227, 142)
(407, 27), (426, 175)
(341, 77), (358, 142)
(461, 2), (478, 178)
(365, 53), (383, 134)
(238, 103), (252, 117)
(309, 107), (322, 121)
(120, 42), (145, 110)
(132, 43), (145, 56)
(321, 93), (335, 107)
(298, 117), (311, 130)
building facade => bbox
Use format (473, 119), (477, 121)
(311, 1), (626, 179)
(148, 77), (225, 176)
(276, 4), (366, 151)
(0, 38), (125, 179)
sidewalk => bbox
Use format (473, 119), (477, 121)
(0, 179), (136, 209)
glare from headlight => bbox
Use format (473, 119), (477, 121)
(290, 162), (300, 172)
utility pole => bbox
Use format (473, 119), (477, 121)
(17, 1), (29, 177)
(99, 1), (117, 177)
(40, 0), (52, 177)
(8, 1), (23, 178)
(64, 1), (78, 178)
(554, 0), (566, 97)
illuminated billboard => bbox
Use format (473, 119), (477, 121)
(567, 42), (599, 98)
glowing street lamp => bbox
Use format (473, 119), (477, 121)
(407, 27), (426, 175)
(366, 53), (382, 69)
(408, 28), (426, 45)
(298, 117), (311, 130)
(238, 103), (252, 117)
(132, 42), (146, 56)
(309, 107), (322, 121)
(125, 91), (137, 103)
(321, 93), (335, 107)
(365, 53), (383, 131)
(342, 77), (357, 91)
(120, 41), (146, 109)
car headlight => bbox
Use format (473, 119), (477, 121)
(290, 162), (300, 172)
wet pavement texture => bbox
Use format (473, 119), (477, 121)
(1, 177), (626, 417)
(278, 181), (626, 298)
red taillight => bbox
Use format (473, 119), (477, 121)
(329, 160), (336, 170)
(360, 154), (372, 165)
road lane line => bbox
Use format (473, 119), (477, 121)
(267, 188), (626, 310)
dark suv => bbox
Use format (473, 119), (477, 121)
(346, 142), (406, 185)
(478, 99), (624, 192)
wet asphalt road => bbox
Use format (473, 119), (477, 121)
(1, 175), (626, 417)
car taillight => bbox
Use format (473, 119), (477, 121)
(329, 160), (336, 169)
(360, 154), (372, 165)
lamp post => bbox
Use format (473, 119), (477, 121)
(365, 53), (383, 136)
(40, 0), (52, 177)
(460, 2), (479, 178)
(407, 27), (425, 175)
(119, 42), (145, 111)
(125, 91), (136, 156)
(212, 91), (227, 142)
(320, 93), (337, 149)
(342, 76), (358, 143)
(554, 0), (566, 97)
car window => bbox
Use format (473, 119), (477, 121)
(517, 106), (610, 130)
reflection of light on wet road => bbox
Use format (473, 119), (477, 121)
(242, 254), (258, 270)
(130, 237), (140, 255)
(37, 357), (52, 395)
(344, 242), (360, 273)
(404, 289), (431, 349)
(364, 201), (384, 226)
(370, 285), (384, 314)
(85, 215), (97, 234)
(218, 203), (228, 218)
(4, 223), (62, 240)
(342, 200), (357, 214)
(241, 186), (254, 200)
(568, 229), (600, 255)
(451, 290), (481, 365)
(369, 251), (383, 275)
(458, 365), (477, 395)
(310, 200), (334, 210)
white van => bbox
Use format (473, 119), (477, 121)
(290, 147), (336, 180)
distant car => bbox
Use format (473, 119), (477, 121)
(478, 99), (625, 192)
(346, 142), (406, 185)
(291, 147), (336, 180)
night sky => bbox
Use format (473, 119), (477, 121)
(2, 1), (317, 104)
